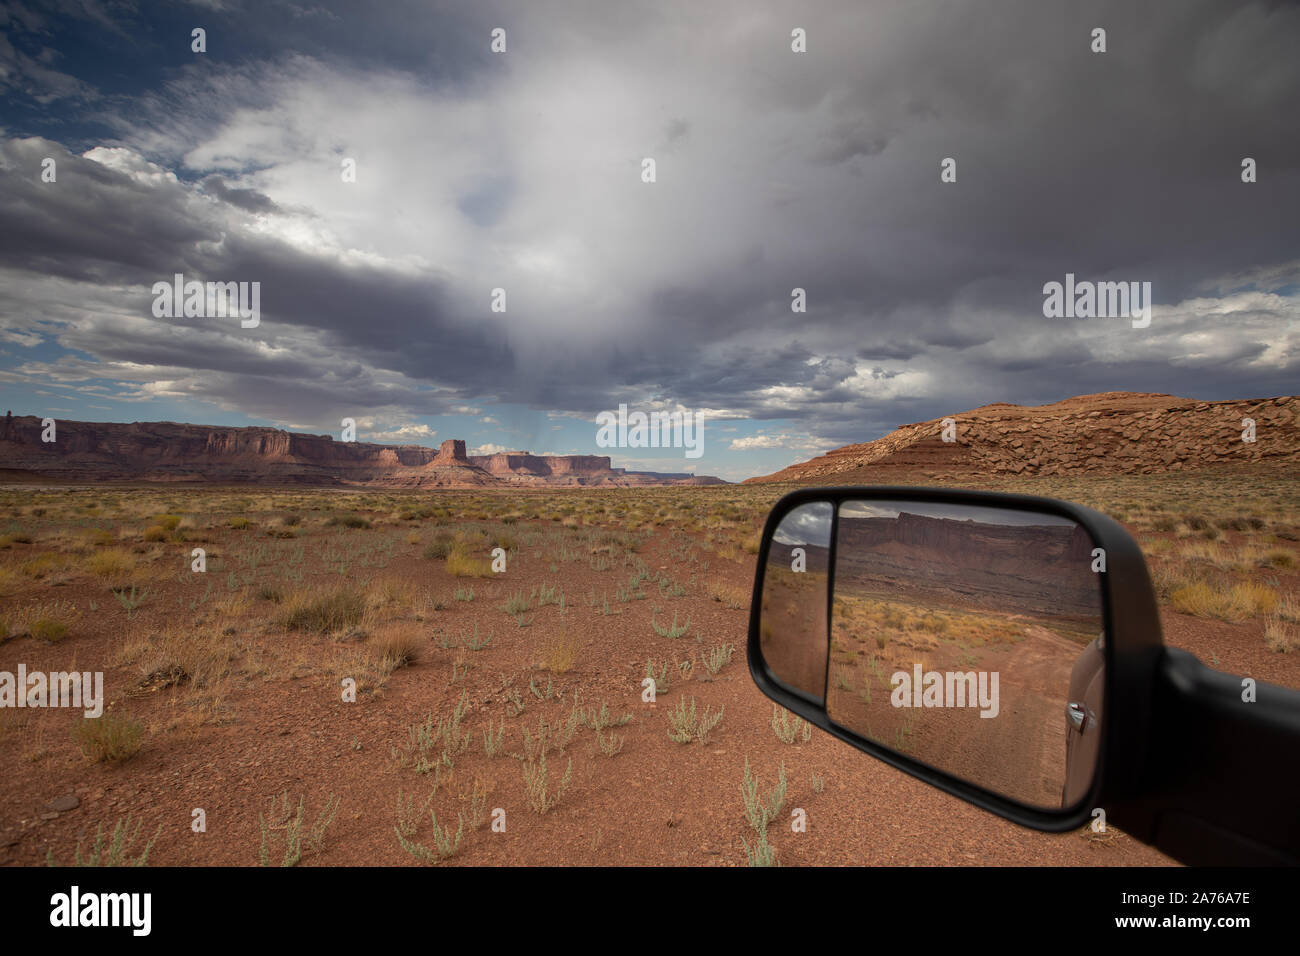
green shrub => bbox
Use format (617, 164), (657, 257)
(74, 713), (144, 763)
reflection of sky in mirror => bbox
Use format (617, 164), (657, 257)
(839, 500), (1078, 528)
(773, 502), (833, 547)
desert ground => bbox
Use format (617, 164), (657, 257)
(1, 472), (1297, 866)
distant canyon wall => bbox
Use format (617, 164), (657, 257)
(0, 416), (724, 487)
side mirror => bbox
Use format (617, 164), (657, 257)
(748, 486), (1161, 833)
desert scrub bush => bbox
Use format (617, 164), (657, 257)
(482, 718), (507, 758)
(228, 516), (253, 531)
(47, 815), (162, 867)
(645, 659), (671, 696)
(521, 752), (573, 814)
(371, 577), (417, 609)
(1264, 616), (1296, 653)
(18, 552), (70, 579)
(393, 788), (434, 838)
(446, 549), (493, 578)
(1264, 549), (1296, 570)
(529, 673), (554, 700)
(740, 757), (787, 834)
(706, 582), (749, 610)
(326, 514), (370, 530)
(74, 713), (144, 763)
(84, 547), (136, 581)
(112, 584), (152, 617)
(1279, 593), (1300, 624)
(515, 708), (580, 761)
(594, 729), (625, 757)
(579, 699), (632, 732)
(666, 696), (724, 744)
(537, 582), (564, 607)
(698, 642), (735, 680)
(277, 586), (367, 634)
(771, 704), (813, 744)
(466, 777), (492, 830)
(394, 808), (465, 864)
(500, 588), (534, 616)
(1170, 580), (1278, 621)
(259, 792), (341, 867)
(30, 615), (71, 643)
(423, 533), (455, 560)
(116, 624), (233, 690)
(373, 628), (421, 674)
(400, 693), (471, 775)
(462, 622), (493, 651)
(739, 757), (787, 867)
(651, 610), (691, 639)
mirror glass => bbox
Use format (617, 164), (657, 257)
(759, 501), (832, 702)
(827, 500), (1104, 810)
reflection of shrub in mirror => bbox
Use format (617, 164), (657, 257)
(759, 502), (832, 701)
(826, 500), (1104, 811)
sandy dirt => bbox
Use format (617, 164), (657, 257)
(2, 482), (1295, 867)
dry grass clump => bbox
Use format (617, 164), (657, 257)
(1263, 549), (1296, 570)
(73, 712), (144, 763)
(446, 548), (493, 578)
(9, 600), (82, 642)
(325, 514), (370, 529)
(30, 617), (69, 642)
(277, 586), (368, 634)
(706, 581), (750, 610)
(423, 532), (456, 560)
(1264, 616), (1297, 653)
(372, 626), (421, 675)
(1169, 580), (1278, 622)
(84, 547), (137, 581)
(116, 624), (235, 689)
(371, 578), (417, 610)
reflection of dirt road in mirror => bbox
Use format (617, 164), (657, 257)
(760, 566), (828, 698)
(827, 597), (1094, 810)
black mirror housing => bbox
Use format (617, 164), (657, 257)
(747, 486), (1166, 833)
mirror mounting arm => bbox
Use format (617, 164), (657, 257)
(1109, 648), (1300, 866)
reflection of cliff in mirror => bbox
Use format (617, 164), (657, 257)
(760, 502), (832, 701)
(827, 501), (1104, 810)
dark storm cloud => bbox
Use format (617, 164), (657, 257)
(0, 0), (1297, 449)
(200, 175), (280, 213)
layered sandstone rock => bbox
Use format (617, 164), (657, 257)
(837, 512), (1098, 617)
(747, 392), (1299, 484)
(0, 417), (724, 487)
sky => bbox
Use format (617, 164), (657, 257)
(1, 0), (1297, 482)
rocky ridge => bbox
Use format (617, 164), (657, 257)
(748, 392), (1299, 484)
